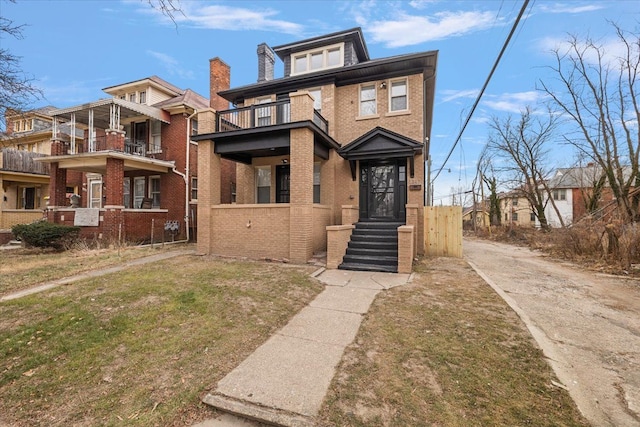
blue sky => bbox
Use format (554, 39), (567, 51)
(2, 0), (639, 204)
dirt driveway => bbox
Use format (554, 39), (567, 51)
(464, 238), (640, 427)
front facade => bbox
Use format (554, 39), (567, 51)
(38, 76), (217, 243)
(195, 28), (437, 271)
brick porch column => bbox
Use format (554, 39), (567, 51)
(196, 109), (219, 255)
(102, 157), (125, 243)
(289, 91), (316, 263)
(48, 139), (68, 208)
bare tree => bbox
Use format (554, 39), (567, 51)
(0, 0), (42, 131)
(539, 23), (640, 222)
(487, 107), (565, 229)
(146, 0), (184, 26)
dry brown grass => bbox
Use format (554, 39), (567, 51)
(316, 257), (590, 427)
(468, 221), (640, 276)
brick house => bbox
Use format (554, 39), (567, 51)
(194, 28), (438, 272)
(0, 107), (84, 243)
(37, 73), (230, 243)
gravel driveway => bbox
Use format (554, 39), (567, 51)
(464, 238), (640, 427)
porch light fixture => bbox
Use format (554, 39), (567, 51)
(282, 159), (288, 164)
(380, 81), (387, 89)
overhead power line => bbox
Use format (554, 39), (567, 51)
(431, 0), (531, 183)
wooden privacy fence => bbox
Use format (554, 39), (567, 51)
(424, 206), (463, 257)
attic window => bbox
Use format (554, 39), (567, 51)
(291, 42), (344, 76)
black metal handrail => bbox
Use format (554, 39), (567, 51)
(216, 99), (329, 134)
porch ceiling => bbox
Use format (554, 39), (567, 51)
(51, 98), (171, 129)
(0, 171), (50, 184)
(34, 152), (174, 174)
(195, 121), (338, 164)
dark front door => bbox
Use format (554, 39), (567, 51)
(359, 160), (406, 221)
(276, 165), (290, 203)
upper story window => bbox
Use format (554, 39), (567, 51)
(139, 91), (147, 104)
(191, 118), (198, 136)
(256, 97), (272, 126)
(512, 197), (519, 206)
(129, 93), (137, 103)
(553, 189), (567, 201)
(389, 79), (408, 112)
(360, 84), (377, 116)
(12, 119), (33, 133)
(291, 43), (344, 76)
(120, 95), (126, 100)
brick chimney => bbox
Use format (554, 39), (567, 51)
(209, 57), (230, 112)
(257, 43), (275, 82)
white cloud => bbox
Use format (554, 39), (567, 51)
(138, 2), (303, 35)
(441, 89), (480, 103)
(147, 50), (194, 80)
(537, 3), (605, 14)
(366, 10), (501, 47)
(482, 91), (542, 113)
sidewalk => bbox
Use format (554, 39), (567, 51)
(195, 268), (412, 427)
(0, 248), (195, 302)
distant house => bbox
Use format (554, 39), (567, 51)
(499, 191), (536, 227)
(543, 164), (614, 227)
(193, 28), (438, 272)
(462, 203), (490, 229)
(36, 75), (226, 243)
(0, 107), (83, 242)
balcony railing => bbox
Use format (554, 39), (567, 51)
(0, 148), (50, 175)
(69, 135), (161, 158)
(217, 100), (329, 134)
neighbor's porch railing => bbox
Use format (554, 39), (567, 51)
(0, 148), (50, 175)
(216, 99), (329, 134)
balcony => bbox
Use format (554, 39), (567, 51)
(0, 148), (50, 175)
(216, 99), (329, 134)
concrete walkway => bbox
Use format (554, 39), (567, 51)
(0, 248), (195, 302)
(195, 269), (412, 427)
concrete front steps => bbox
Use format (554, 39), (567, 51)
(338, 221), (403, 273)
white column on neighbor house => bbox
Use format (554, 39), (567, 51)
(109, 103), (121, 130)
(88, 109), (95, 152)
(70, 113), (76, 154)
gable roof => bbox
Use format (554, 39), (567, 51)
(102, 75), (184, 97)
(152, 89), (209, 110)
(338, 126), (422, 160)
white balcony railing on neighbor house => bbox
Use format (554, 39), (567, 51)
(216, 99), (329, 134)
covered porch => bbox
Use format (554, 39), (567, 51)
(194, 92), (339, 263)
(36, 100), (182, 243)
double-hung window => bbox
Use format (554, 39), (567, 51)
(389, 79), (408, 112)
(360, 84), (377, 116)
(308, 88), (322, 114)
(256, 166), (271, 203)
(256, 97), (272, 126)
(150, 120), (162, 153)
(149, 176), (161, 208)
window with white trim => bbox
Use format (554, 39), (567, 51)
(256, 166), (271, 204)
(133, 176), (145, 208)
(553, 189), (566, 201)
(150, 119), (162, 153)
(191, 177), (198, 201)
(256, 97), (272, 127)
(149, 176), (161, 208)
(123, 177), (131, 208)
(291, 43), (344, 76)
(360, 84), (377, 116)
(129, 93), (136, 103)
(139, 91), (146, 104)
(389, 79), (408, 112)
(89, 179), (102, 208)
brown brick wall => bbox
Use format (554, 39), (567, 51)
(210, 205), (290, 259)
(312, 205), (332, 253)
(398, 225), (414, 274)
(210, 58), (231, 112)
(326, 224), (353, 269)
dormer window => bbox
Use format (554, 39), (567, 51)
(291, 43), (344, 76)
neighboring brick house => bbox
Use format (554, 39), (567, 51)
(38, 73), (229, 243)
(194, 28), (438, 272)
(543, 164), (619, 227)
(0, 107), (84, 243)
